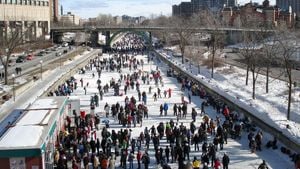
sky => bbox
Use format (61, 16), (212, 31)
(60, 0), (276, 19)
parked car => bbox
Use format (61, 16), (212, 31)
(55, 52), (62, 57)
(45, 49), (52, 54)
(62, 42), (69, 47)
(16, 56), (26, 63)
(26, 54), (34, 60)
(36, 52), (44, 57)
(173, 53), (182, 58)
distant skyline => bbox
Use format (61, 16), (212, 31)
(60, 0), (276, 19)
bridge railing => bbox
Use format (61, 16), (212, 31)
(50, 26), (275, 32)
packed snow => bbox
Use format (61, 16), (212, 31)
(0, 125), (43, 148)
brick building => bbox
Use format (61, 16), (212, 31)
(222, 0), (295, 28)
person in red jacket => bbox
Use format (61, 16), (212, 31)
(214, 158), (221, 169)
(101, 156), (108, 169)
(168, 88), (172, 98)
(128, 114), (132, 128)
(223, 106), (230, 118)
(137, 150), (143, 169)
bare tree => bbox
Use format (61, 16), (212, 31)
(261, 33), (280, 93)
(169, 16), (194, 64)
(0, 29), (24, 85)
(96, 14), (115, 26)
(249, 50), (263, 99)
(277, 28), (298, 120)
(151, 15), (169, 27)
(199, 10), (225, 78)
(239, 31), (260, 86)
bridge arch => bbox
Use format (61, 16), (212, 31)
(107, 29), (152, 47)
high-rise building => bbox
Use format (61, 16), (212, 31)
(172, 1), (194, 17)
(172, 0), (233, 16)
(172, 5), (181, 16)
(276, 0), (300, 16)
(225, 0), (237, 7)
(50, 0), (59, 22)
(60, 12), (80, 26)
(0, 0), (51, 41)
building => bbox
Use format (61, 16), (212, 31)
(172, 0), (233, 17)
(225, 0), (237, 7)
(172, 5), (181, 16)
(50, 0), (59, 22)
(172, 2), (193, 17)
(277, 0), (300, 16)
(113, 16), (123, 25)
(0, 0), (51, 41)
(0, 97), (68, 169)
(222, 0), (295, 28)
(59, 12), (80, 26)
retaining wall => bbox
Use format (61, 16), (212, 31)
(41, 50), (101, 97)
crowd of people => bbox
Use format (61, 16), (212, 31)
(51, 33), (300, 169)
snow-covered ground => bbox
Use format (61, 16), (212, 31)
(158, 50), (300, 146)
(71, 53), (294, 169)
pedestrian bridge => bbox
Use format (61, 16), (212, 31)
(50, 26), (275, 47)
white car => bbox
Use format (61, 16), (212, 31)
(62, 42), (68, 47)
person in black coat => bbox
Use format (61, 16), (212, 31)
(222, 153), (230, 169)
(165, 146), (170, 163)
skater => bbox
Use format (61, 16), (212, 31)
(258, 160), (269, 169)
(222, 153), (230, 169)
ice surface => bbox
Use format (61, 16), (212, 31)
(69, 53), (294, 169)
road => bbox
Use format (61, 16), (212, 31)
(0, 46), (73, 83)
(224, 52), (300, 83)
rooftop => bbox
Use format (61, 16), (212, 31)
(0, 97), (67, 151)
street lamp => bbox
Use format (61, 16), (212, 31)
(11, 74), (15, 102)
(40, 60), (43, 80)
(60, 53), (62, 68)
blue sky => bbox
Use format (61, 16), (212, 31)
(60, 0), (275, 19)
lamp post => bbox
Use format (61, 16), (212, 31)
(11, 74), (15, 101)
(40, 60), (43, 80)
(51, 31), (54, 45)
(60, 53), (62, 68)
